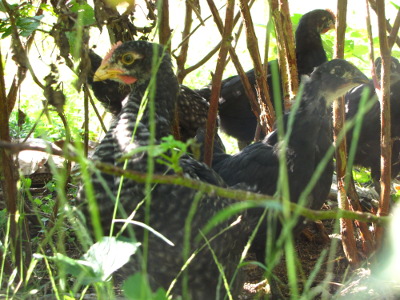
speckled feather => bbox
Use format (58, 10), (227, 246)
(88, 50), (216, 143)
(80, 41), (259, 299)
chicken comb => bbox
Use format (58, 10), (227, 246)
(101, 41), (123, 65)
(325, 8), (336, 21)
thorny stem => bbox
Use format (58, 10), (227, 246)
(0, 141), (391, 227)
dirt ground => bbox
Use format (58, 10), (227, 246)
(0, 178), (392, 300)
(239, 215), (350, 299)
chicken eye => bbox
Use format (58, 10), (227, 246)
(121, 53), (135, 65)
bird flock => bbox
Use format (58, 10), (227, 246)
(79, 8), (399, 299)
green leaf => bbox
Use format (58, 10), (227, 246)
(81, 237), (141, 281)
(123, 273), (168, 300)
(352, 169), (372, 184)
(70, 1), (95, 26)
(34, 237), (140, 285)
(0, 1), (17, 12)
(16, 15), (44, 37)
(1, 26), (12, 38)
(391, 1), (400, 10)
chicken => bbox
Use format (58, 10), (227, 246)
(79, 40), (259, 299)
(209, 59), (369, 261)
(196, 9), (336, 148)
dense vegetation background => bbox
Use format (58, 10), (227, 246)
(0, 0), (399, 299)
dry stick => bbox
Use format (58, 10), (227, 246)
(388, 8), (400, 49)
(159, 0), (171, 52)
(333, 0), (360, 267)
(0, 140), (391, 226)
(84, 85), (108, 133)
(1, 0), (36, 274)
(346, 181), (374, 255)
(184, 42), (222, 76)
(203, 0), (235, 166)
(369, 0), (400, 48)
(269, 0), (297, 109)
(336, 0), (375, 258)
(5, 0), (44, 115)
(280, 0), (298, 99)
(0, 48), (24, 278)
(207, 0), (271, 137)
(224, 0), (256, 67)
(157, 0), (181, 141)
(176, 1), (194, 83)
(365, 0), (379, 88)
(175, 1), (254, 81)
(254, 7), (273, 141)
(239, 0), (275, 133)
(375, 0), (392, 248)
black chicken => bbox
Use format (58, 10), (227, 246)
(80, 40), (259, 299)
(210, 59), (369, 260)
(196, 9), (336, 148)
(345, 56), (400, 187)
(87, 49), (216, 144)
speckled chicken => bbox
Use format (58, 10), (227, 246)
(88, 48), (216, 143)
(80, 40), (260, 299)
(196, 9), (336, 148)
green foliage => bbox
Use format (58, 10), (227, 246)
(35, 237), (140, 285)
(121, 135), (197, 174)
(123, 273), (168, 300)
(352, 168), (373, 185)
(0, 1), (44, 38)
(65, 0), (95, 59)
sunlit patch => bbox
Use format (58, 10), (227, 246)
(379, 204), (400, 283)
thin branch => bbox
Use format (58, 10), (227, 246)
(365, 0), (379, 89)
(206, 0), (269, 138)
(0, 140), (391, 227)
(375, 0), (392, 247)
(239, 0), (275, 132)
(204, 0), (235, 166)
(369, 0), (400, 48)
(182, 42), (222, 76)
(334, 0), (360, 267)
(176, 1), (194, 83)
(388, 8), (400, 49)
(270, 0), (298, 104)
(158, 0), (171, 52)
(85, 85), (107, 133)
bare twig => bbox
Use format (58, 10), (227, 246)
(369, 0), (400, 48)
(0, 47), (25, 277)
(176, 1), (194, 83)
(203, 0), (235, 166)
(333, 0), (360, 267)
(388, 8), (400, 49)
(365, 0), (379, 89)
(85, 85), (108, 133)
(206, 0), (270, 139)
(375, 0), (392, 247)
(269, 0), (298, 105)
(0, 140), (391, 227)
(158, 0), (171, 52)
(239, 0), (275, 134)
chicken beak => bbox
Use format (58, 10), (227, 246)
(93, 63), (124, 82)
